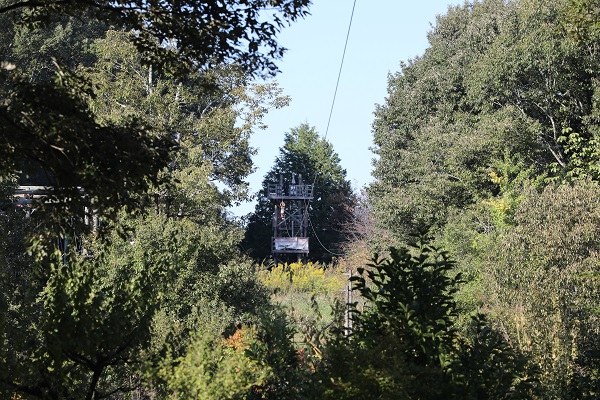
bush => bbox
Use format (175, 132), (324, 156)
(317, 237), (535, 399)
(259, 262), (344, 295)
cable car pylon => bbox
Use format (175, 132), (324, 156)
(267, 172), (313, 263)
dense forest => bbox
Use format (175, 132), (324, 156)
(369, 0), (600, 397)
(1, 0), (600, 398)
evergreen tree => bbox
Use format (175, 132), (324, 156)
(243, 123), (355, 263)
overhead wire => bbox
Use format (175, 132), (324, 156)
(324, 0), (357, 142)
(308, 213), (344, 257)
(308, 0), (357, 257)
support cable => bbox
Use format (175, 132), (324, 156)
(324, 0), (357, 141)
(305, 0), (357, 258)
(307, 213), (344, 257)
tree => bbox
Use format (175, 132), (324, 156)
(243, 123), (355, 263)
(0, 0), (310, 240)
(367, 1), (600, 395)
(369, 0), (600, 243)
(370, 0), (527, 241)
(0, 9), (305, 397)
(484, 181), (600, 398)
(88, 29), (290, 221)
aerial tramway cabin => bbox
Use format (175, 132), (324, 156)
(267, 173), (313, 262)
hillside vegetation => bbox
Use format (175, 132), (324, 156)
(2, 0), (600, 398)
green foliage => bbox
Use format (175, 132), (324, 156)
(370, 0), (531, 240)
(88, 29), (290, 219)
(317, 238), (534, 399)
(562, 0), (600, 43)
(370, 0), (600, 243)
(319, 332), (417, 400)
(352, 241), (461, 366)
(258, 261), (346, 363)
(0, 2), (315, 399)
(0, 15), (297, 396)
(1, 0), (311, 77)
(0, 186), (41, 398)
(552, 127), (600, 181)
(482, 151), (545, 227)
(245, 308), (308, 400)
(0, 205), (275, 398)
(484, 181), (600, 398)
(155, 307), (310, 400)
(454, 314), (538, 399)
(158, 329), (268, 400)
(0, 1), (306, 251)
(0, 230), (168, 398)
(368, 4), (600, 395)
(0, 61), (173, 242)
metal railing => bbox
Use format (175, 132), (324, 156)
(267, 183), (313, 199)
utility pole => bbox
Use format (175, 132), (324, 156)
(344, 269), (353, 337)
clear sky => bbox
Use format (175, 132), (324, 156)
(233, 0), (460, 216)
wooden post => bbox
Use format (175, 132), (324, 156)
(344, 269), (353, 337)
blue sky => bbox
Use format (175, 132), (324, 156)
(233, 1), (460, 216)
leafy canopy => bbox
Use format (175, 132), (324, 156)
(1, 0), (311, 76)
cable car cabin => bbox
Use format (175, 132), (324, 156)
(267, 173), (313, 260)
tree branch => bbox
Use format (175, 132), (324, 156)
(0, 0), (68, 15)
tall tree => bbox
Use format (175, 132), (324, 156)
(88, 29), (289, 221)
(368, 1), (600, 396)
(243, 123), (354, 263)
(369, 0), (600, 242)
(0, 7), (305, 398)
(0, 0), (311, 239)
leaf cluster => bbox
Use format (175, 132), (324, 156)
(1, 0), (311, 77)
(351, 241), (460, 366)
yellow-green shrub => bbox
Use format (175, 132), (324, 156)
(260, 262), (344, 295)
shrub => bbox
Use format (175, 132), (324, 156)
(259, 262), (344, 295)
